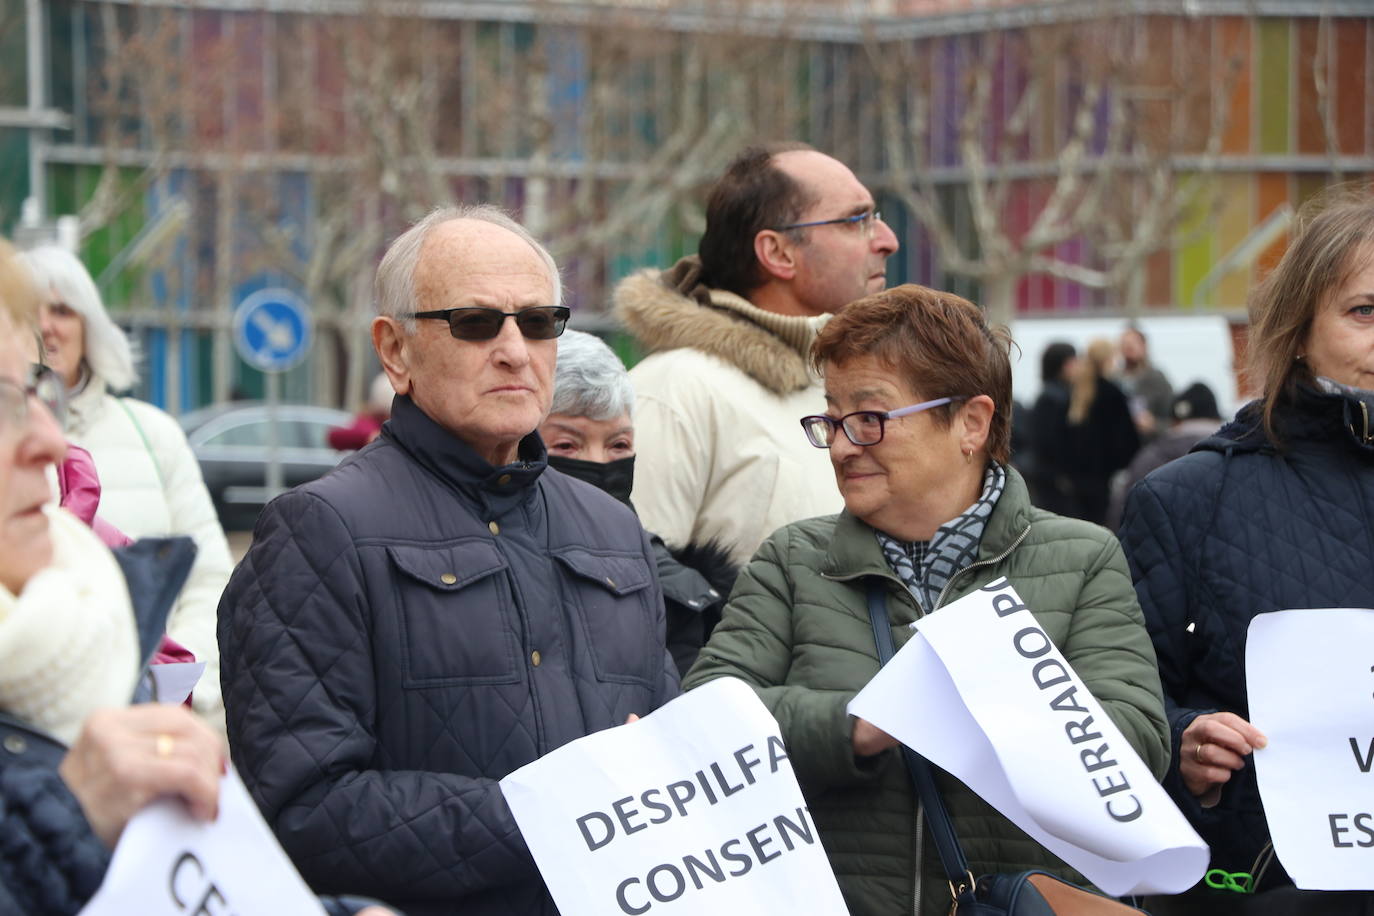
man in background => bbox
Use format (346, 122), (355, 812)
(1119, 324), (1175, 440)
(614, 143), (899, 566)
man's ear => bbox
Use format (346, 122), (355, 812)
(372, 316), (413, 396)
(960, 394), (996, 455)
(753, 230), (799, 283)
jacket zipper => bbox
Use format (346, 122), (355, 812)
(1350, 399), (1372, 447)
(932, 523), (1032, 612)
(910, 521), (1032, 916)
(913, 804), (924, 916)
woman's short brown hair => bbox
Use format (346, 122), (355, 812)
(1248, 183), (1374, 442)
(811, 283), (1014, 463)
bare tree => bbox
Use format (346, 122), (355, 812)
(864, 14), (1246, 323)
(161, 0), (811, 404)
(65, 0), (1312, 409)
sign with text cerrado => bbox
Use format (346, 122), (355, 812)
(1248, 607), (1374, 890)
(848, 578), (1208, 897)
(499, 677), (850, 916)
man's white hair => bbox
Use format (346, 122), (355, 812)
(19, 245), (137, 391)
(374, 204), (562, 333)
(550, 329), (635, 422)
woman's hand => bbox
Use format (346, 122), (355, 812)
(851, 717), (899, 758)
(58, 705), (226, 847)
(1179, 712), (1267, 806)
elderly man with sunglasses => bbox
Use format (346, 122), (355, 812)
(615, 143), (900, 570)
(218, 205), (678, 916)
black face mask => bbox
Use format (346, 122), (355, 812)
(547, 454), (636, 506)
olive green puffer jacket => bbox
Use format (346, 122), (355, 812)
(682, 467), (1169, 916)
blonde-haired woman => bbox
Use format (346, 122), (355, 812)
(18, 246), (231, 736)
(1030, 338), (1138, 525)
(1065, 338), (1139, 525)
(1120, 185), (1374, 913)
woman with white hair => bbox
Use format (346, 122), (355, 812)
(540, 329), (737, 676)
(19, 245), (232, 737)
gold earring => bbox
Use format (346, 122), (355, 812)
(962, 447), (972, 464)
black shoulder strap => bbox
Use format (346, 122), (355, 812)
(865, 581), (978, 903)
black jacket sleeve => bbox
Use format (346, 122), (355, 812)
(1118, 474), (1213, 821)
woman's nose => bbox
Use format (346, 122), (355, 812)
(20, 394), (68, 466)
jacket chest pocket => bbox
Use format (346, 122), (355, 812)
(388, 542), (520, 687)
(553, 549), (657, 687)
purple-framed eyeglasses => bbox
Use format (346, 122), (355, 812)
(800, 397), (965, 448)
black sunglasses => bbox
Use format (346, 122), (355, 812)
(409, 306), (570, 341)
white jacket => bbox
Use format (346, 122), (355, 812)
(65, 375), (232, 736)
(614, 261), (843, 568)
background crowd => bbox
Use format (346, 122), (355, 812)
(0, 144), (1370, 916)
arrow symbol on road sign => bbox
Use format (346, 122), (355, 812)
(250, 310), (296, 353)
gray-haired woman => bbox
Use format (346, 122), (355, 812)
(539, 329), (737, 676)
(19, 245), (232, 738)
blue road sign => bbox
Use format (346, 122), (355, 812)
(233, 289), (313, 373)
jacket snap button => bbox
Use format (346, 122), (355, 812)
(3, 734), (27, 755)
(605, 577), (617, 589)
(497, 474), (511, 485)
(488, 521), (500, 536)
(440, 573), (457, 585)
(530, 650), (542, 667)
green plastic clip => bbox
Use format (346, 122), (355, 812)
(1204, 869), (1254, 894)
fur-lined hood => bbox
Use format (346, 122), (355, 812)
(613, 256), (825, 396)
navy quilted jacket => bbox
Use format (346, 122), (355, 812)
(219, 395), (679, 916)
(1119, 385), (1374, 891)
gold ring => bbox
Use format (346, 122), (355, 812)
(1194, 743), (1206, 765)
(156, 734), (175, 759)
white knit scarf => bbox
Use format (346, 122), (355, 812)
(0, 506), (139, 745)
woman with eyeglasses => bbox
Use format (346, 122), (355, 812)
(683, 284), (1168, 916)
(18, 246), (232, 738)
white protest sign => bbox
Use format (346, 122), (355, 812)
(849, 577), (1208, 896)
(80, 767), (325, 916)
(1247, 607), (1374, 890)
(499, 677), (850, 916)
(149, 661), (207, 705)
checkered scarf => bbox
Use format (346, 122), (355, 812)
(876, 462), (1007, 613)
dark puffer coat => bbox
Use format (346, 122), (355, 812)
(1119, 385), (1374, 895)
(219, 395), (679, 916)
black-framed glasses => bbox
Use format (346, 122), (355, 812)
(800, 396), (964, 448)
(0, 364), (66, 439)
(775, 210), (883, 235)
(408, 306), (570, 341)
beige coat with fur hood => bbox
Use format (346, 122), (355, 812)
(614, 257), (843, 567)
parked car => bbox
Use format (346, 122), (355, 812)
(181, 401), (353, 530)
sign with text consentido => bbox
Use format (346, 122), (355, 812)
(500, 677), (849, 916)
(848, 578), (1208, 896)
(1248, 607), (1374, 890)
